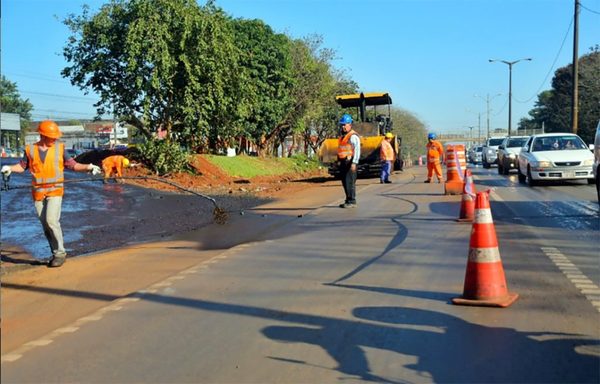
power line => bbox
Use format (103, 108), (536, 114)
(514, 15), (574, 104)
(580, 2), (600, 15)
(21, 90), (98, 102)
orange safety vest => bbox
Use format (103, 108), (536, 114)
(380, 139), (395, 161)
(337, 130), (357, 161)
(25, 142), (65, 201)
(426, 140), (444, 164)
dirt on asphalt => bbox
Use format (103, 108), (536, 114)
(0, 155), (333, 274)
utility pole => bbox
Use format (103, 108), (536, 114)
(571, 0), (579, 134)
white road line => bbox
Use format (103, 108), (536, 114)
(542, 248), (600, 313)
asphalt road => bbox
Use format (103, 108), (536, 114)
(2, 165), (599, 383)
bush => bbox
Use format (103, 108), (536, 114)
(137, 140), (190, 175)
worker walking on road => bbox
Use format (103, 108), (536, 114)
(337, 114), (361, 208)
(0, 120), (102, 268)
(425, 132), (444, 183)
(102, 155), (130, 183)
(380, 132), (395, 184)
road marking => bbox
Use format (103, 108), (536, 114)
(542, 248), (600, 313)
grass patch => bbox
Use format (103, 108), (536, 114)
(205, 154), (321, 178)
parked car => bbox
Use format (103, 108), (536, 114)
(468, 145), (483, 164)
(497, 136), (529, 175)
(593, 121), (600, 201)
(517, 133), (594, 186)
(482, 136), (505, 168)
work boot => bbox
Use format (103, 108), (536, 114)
(339, 202), (357, 208)
(48, 256), (66, 268)
(384, 180), (392, 184)
(423, 179), (431, 183)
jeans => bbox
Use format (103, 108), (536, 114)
(380, 161), (392, 182)
(34, 196), (66, 258)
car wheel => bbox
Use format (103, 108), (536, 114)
(502, 161), (510, 175)
(497, 162), (503, 174)
(517, 166), (526, 183)
(483, 159), (490, 169)
(527, 167), (538, 187)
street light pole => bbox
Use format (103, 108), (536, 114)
(489, 58), (532, 136)
(474, 93), (501, 141)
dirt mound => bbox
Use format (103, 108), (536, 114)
(124, 154), (331, 199)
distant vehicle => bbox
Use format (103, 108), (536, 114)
(497, 136), (529, 175)
(468, 145), (483, 164)
(517, 133), (594, 186)
(593, 121), (600, 201)
(482, 136), (505, 168)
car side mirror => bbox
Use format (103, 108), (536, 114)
(498, 145), (505, 150)
(522, 145), (529, 152)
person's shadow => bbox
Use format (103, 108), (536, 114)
(262, 306), (600, 383)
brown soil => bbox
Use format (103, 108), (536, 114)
(126, 154), (331, 199)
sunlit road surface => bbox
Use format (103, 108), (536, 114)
(2, 166), (599, 383)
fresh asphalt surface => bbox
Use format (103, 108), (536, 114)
(2, 165), (599, 383)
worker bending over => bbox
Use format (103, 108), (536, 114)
(102, 155), (130, 183)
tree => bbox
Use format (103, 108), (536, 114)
(519, 47), (600, 143)
(231, 18), (293, 155)
(62, 0), (241, 151)
(0, 75), (33, 129)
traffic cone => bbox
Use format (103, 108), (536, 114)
(456, 169), (476, 222)
(452, 191), (519, 308)
(444, 145), (465, 195)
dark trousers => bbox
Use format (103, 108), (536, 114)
(340, 161), (357, 204)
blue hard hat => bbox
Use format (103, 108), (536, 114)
(428, 133), (436, 140)
(339, 114), (353, 125)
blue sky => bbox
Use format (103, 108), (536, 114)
(2, 0), (599, 135)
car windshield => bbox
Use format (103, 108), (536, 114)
(531, 136), (587, 152)
(507, 138), (528, 147)
(488, 138), (504, 146)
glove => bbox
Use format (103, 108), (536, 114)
(87, 164), (102, 176)
(1, 165), (11, 176)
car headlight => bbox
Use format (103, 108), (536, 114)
(531, 160), (552, 168)
(582, 159), (593, 166)
(508, 153), (516, 159)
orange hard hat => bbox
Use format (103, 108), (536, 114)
(38, 120), (62, 139)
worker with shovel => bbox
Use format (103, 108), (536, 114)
(0, 120), (102, 268)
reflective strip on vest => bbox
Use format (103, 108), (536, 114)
(26, 143), (65, 200)
(337, 131), (356, 160)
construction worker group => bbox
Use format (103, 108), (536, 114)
(0, 120), (130, 268)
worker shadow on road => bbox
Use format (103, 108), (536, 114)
(262, 306), (600, 383)
(4, 282), (598, 383)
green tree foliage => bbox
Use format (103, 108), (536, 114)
(62, 0), (241, 151)
(518, 48), (600, 143)
(231, 18), (293, 154)
(391, 108), (428, 162)
(137, 139), (190, 175)
(0, 75), (33, 129)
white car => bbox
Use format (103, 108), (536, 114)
(517, 133), (594, 186)
(593, 121), (600, 201)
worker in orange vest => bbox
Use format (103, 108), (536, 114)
(0, 120), (101, 267)
(337, 114), (361, 208)
(380, 132), (395, 184)
(425, 132), (444, 183)
(101, 155), (130, 183)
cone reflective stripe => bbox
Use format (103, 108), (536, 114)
(445, 144), (466, 195)
(453, 191), (519, 307)
(457, 169), (476, 222)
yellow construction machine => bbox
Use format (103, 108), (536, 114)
(318, 92), (402, 177)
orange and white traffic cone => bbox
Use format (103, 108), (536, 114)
(452, 191), (519, 307)
(456, 169), (476, 222)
